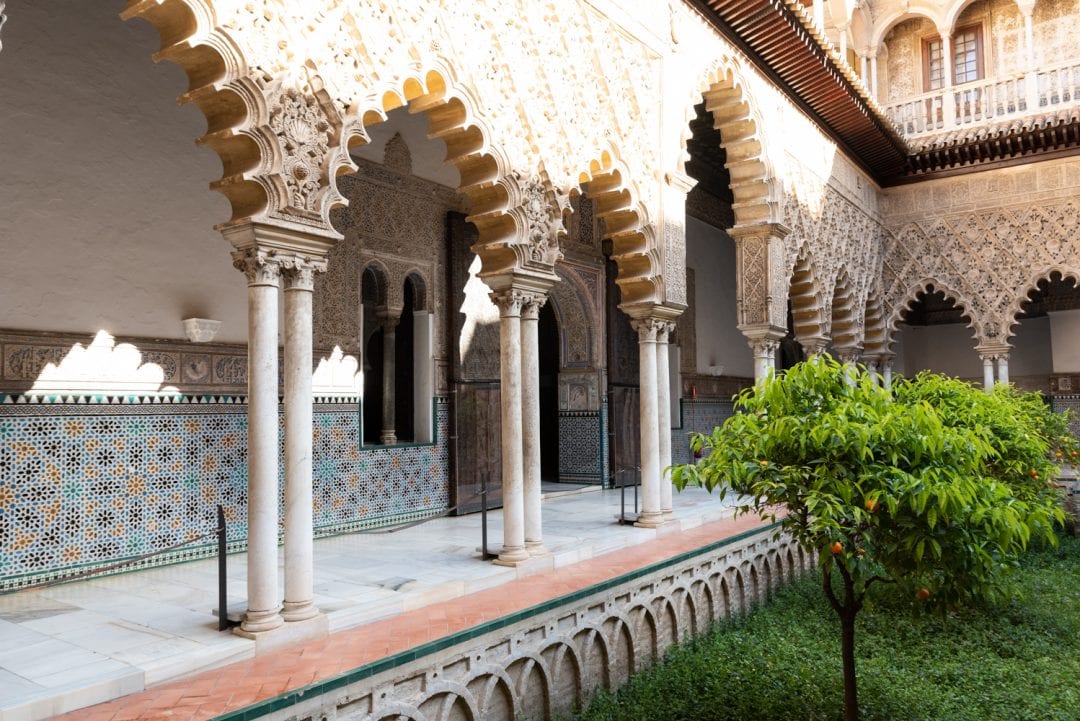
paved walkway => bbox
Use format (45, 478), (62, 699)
(0, 486), (749, 721)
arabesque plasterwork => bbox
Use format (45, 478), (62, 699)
(878, 197), (1080, 349)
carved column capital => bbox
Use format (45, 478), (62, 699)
(748, 337), (782, 357)
(655, 320), (677, 344)
(491, 288), (530, 318)
(232, 248), (283, 287)
(799, 335), (831, 357)
(280, 255), (327, 292)
(520, 292), (547, 321)
(833, 345), (864, 364)
(630, 317), (668, 343)
(375, 308), (401, 330)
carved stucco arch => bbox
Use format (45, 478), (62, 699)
(1003, 265), (1080, 341)
(361, 260), (391, 307)
(123, 1), (667, 305)
(789, 246), (827, 347)
(403, 269), (431, 313)
(829, 269), (860, 351)
(680, 58), (782, 228)
(884, 278), (980, 352)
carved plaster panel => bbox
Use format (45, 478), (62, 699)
(879, 197), (1080, 348)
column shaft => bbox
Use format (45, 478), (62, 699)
(656, 322), (674, 521)
(633, 319), (663, 528)
(997, 355), (1010, 385)
(982, 356), (995, 391)
(282, 263), (318, 622)
(494, 291), (529, 564)
(521, 295), (546, 554)
(380, 314), (398, 444)
(234, 252), (284, 635)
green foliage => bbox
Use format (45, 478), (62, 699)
(569, 536), (1080, 721)
(670, 357), (1067, 608)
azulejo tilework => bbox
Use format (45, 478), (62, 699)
(671, 399), (735, 467)
(0, 399), (450, 590)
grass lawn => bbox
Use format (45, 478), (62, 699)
(572, 535), (1079, 721)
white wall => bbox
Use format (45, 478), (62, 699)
(0, 1), (243, 342)
(686, 215), (753, 378)
(897, 317), (1053, 379)
(1049, 310), (1080, 373)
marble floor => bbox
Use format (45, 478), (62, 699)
(0, 485), (737, 721)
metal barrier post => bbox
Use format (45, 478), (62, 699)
(216, 504), (230, 631)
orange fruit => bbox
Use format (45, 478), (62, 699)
(830, 541), (843, 555)
(865, 499), (879, 513)
(916, 588), (931, 601)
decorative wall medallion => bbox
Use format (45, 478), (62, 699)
(181, 354), (212, 384)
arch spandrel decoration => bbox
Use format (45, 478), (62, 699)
(123, 0), (667, 304)
(879, 199), (1080, 347)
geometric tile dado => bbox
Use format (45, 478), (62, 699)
(0, 401), (450, 590)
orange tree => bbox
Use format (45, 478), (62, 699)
(671, 357), (1067, 721)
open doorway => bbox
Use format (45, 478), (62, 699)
(539, 301), (560, 481)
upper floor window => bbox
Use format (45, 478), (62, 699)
(923, 24), (984, 91)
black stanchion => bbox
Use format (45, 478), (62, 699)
(216, 504), (233, 631)
(479, 471), (497, 560)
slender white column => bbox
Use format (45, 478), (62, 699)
(982, 355), (995, 391)
(413, 311), (434, 443)
(493, 290), (529, 564)
(839, 24), (848, 60)
(940, 33), (956, 128)
(882, 359), (893, 390)
(656, 321), (675, 522)
(379, 311), (399, 445)
(521, 293), (547, 555)
(747, 337), (780, 382)
(281, 259), (321, 623)
(859, 53), (869, 89)
(997, 354), (1010, 385)
(233, 249), (284, 635)
(632, 318), (664, 529)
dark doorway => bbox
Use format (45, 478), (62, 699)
(539, 301), (560, 481)
(363, 326), (383, 445)
(395, 279), (417, 442)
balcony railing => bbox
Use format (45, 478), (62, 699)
(884, 61), (1079, 139)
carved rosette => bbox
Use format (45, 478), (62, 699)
(280, 255), (328, 292)
(233, 248), (283, 287)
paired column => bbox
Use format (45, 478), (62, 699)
(282, 258), (322, 622)
(521, 294), (547, 554)
(234, 250), (285, 635)
(493, 289), (530, 565)
(656, 321), (676, 522)
(378, 311), (400, 445)
(748, 336), (782, 383)
(979, 350), (1011, 391)
(631, 318), (665, 529)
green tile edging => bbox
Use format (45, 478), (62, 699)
(212, 518), (783, 721)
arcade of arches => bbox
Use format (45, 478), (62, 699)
(0, 0), (1078, 647)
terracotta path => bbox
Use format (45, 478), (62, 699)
(58, 513), (770, 721)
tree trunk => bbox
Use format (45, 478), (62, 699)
(840, 609), (859, 721)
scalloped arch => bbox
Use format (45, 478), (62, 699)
(1003, 266), (1080, 341)
(789, 247), (826, 342)
(681, 59), (780, 228)
(884, 278), (980, 351)
(829, 269), (859, 350)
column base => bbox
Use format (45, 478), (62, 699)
(526, 541), (549, 557)
(236, 607), (284, 636)
(661, 510), (677, 523)
(634, 512), (666, 529)
(281, 599), (320, 622)
(380, 431), (398, 445)
(493, 545), (531, 566)
(235, 612), (328, 654)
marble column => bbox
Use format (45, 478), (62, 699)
(997, 354), (1010, 385)
(881, 357), (894, 390)
(632, 318), (664, 529)
(521, 292), (547, 555)
(869, 51), (879, 99)
(281, 258), (321, 623)
(747, 336), (781, 383)
(982, 355), (995, 391)
(656, 321), (675, 522)
(493, 290), (529, 564)
(379, 311), (399, 445)
(1022, 11), (1035, 69)
(232, 249), (284, 635)
(859, 53), (869, 90)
